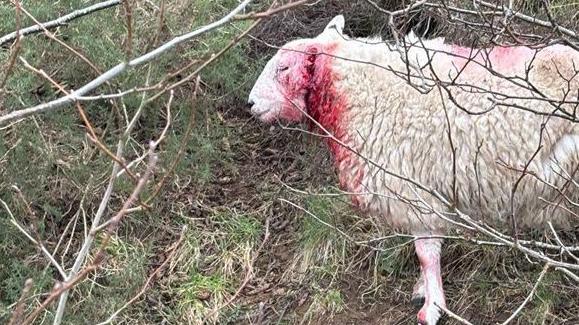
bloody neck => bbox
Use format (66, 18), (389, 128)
(304, 50), (351, 163)
(303, 49), (366, 197)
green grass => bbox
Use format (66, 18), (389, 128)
(165, 209), (264, 323)
(176, 273), (232, 323)
(294, 195), (350, 276)
(302, 287), (345, 321)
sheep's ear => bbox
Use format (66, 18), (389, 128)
(323, 15), (344, 34)
(305, 45), (320, 63)
(303, 45), (320, 78)
(405, 30), (419, 44)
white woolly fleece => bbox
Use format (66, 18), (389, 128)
(328, 29), (579, 232)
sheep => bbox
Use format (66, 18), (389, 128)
(247, 15), (579, 324)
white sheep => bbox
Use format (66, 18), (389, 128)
(248, 15), (579, 324)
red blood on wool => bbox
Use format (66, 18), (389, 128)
(272, 41), (364, 198)
(299, 43), (364, 199)
(450, 44), (535, 72)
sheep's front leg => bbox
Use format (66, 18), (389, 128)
(412, 271), (425, 307)
(414, 237), (445, 325)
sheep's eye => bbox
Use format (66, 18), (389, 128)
(278, 66), (289, 72)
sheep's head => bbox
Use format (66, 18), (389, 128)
(248, 15), (344, 123)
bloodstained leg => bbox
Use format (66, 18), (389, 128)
(414, 237), (445, 325)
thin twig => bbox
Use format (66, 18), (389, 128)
(364, 0), (427, 17)
(500, 263), (550, 324)
(280, 198), (354, 241)
(476, 0), (578, 40)
(0, 1), (22, 89)
(8, 279), (33, 325)
(436, 303), (474, 325)
(122, 0), (133, 59)
(145, 77), (200, 202)
(144, 10), (267, 103)
(0, 0), (122, 46)
(116, 89), (173, 178)
(28, 143), (158, 325)
(234, 0), (309, 20)
(14, 3), (105, 77)
(0, 199), (67, 279)
(18, 57), (139, 183)
(547, 221), (579, 262)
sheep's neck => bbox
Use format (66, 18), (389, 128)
(305, 53), (363, 197)
(305, 53), (349, 158)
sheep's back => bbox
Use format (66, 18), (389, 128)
(330, 41), (579, 233)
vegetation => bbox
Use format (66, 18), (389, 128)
(1, 0), (578, 324)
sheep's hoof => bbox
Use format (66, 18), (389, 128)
(411, 295), (425, 308)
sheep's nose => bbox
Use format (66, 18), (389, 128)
(247, 99), (255, 106)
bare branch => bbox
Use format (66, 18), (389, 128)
(476, 0), (578, 40)
(0, 0), (252, 126)
(0, 0), (122, 46)
(555, 267), (579, 282)
(29, 143), (158, 325)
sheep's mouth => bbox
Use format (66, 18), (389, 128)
(251, 108), (276, 122)
(252, 109), (269, 118)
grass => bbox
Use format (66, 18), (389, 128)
(302, 288), (345, 321)
(1, 0), (578, 324)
